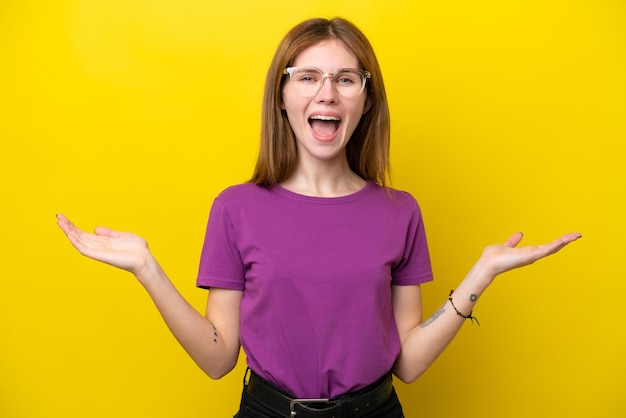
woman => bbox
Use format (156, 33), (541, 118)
(57, 17), (581, 417)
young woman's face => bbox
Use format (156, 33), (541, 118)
(281, 39), (369, 166)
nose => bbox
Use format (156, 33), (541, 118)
(315, 75), (338, 102)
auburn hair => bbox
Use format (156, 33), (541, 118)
(250, 17), (391, 187)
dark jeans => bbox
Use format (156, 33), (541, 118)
(233, 374), (405, 418)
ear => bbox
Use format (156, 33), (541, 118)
(362, 94), (373, 114)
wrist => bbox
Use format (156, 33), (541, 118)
(448, 290), (480, 325)
(465, 257), (497, 291)
(134, 252), (164, 287)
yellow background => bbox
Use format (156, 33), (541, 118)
(1, 1), (624, 417)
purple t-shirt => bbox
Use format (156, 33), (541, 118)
(196, 181), (433, 398)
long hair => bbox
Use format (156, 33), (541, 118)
(250, 17), (391, 187)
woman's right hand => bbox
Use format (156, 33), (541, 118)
(56, 213), (151, 275)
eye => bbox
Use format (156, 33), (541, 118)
(336, 71), (359, 85)
(294, 69), (321, 83)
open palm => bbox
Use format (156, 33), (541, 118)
(481, 231), (582, 277)
(56, 214), (150, 274)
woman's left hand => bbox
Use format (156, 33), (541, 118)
(479, 231), (582, 278)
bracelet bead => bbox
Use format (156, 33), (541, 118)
(448, 290), (480, 326)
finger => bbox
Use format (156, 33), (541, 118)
(562, 232), (583, 243)
(93, 226), (120, 237)
(504, 232), (524, 248)
(56, 216), (99, 251)
(56, 214), (83, 238)
(56, 213), (73, 231)
(538, 232), (582, 256)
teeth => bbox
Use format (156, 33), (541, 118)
(309, 115), (340, 121)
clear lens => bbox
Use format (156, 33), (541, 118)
(287, 67), (368, 98)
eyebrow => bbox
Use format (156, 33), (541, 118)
(290, 66), (363, 72)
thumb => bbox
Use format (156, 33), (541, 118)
(504, 232), (524, 248)
(93, 226), (120, 237)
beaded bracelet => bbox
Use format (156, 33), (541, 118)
(448, 290), (480, 326)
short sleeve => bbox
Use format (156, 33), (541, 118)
(391, 198), (434, 286)
(196, 198), (246, 290)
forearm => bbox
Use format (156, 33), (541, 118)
(393, 260), (493, 383)
(135, 255), (240, 379)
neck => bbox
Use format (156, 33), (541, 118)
(280, 157), (366, 198)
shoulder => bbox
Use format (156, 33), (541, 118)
(215, 182), (271, 204)
(364, 182), (421, 211)
(211, 183), (281, 221)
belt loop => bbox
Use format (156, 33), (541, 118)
(243, 367), (251, 387)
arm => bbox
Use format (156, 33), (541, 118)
(392, 231), (582, 383)
(56, 214), (241, 379)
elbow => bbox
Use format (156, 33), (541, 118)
(201, 352), (240, 380)
(392, 362), (428, 384)
(205, 361), (236, 380)
(393, 370), (423, 385)
(206, 368), (230, 380)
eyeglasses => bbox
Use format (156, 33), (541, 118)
(283, 66), (371, 98)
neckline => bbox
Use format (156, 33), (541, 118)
(272, 181), (375, 204)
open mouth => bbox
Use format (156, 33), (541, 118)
(308, 115), (341, 136)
